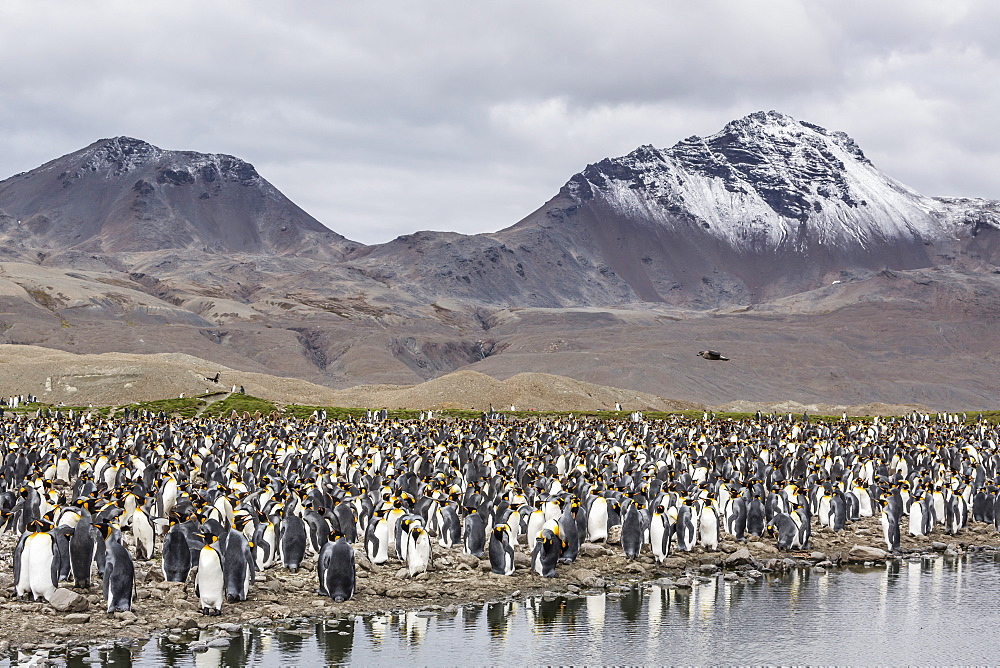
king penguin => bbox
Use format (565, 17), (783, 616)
(586, 495), (609, 543)
(463, 507), (486, 557)
(318, 532), (356, 602)
(405, 525), (432, 577)
(280, 511), (308, 573)
(881, 507), (900, 552)
(195, 529), (225, 616)
(649, 503), (672, 563)
(14, 518), (59, 601)
(489, 524), (516, 575)
(436, 503), (461, 549)
(161, 518), (192, 582)
(365, 510), (390, 565)
(69, 504), (97, 589)
(98, 522), (135, 613)
(621, 500), (645, 560)
(530, 526), (562, 578)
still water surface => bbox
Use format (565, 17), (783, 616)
(28, 554), (1000, 666)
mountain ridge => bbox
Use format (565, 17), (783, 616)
(0, 136), (359, 260)
(1, 112), (999, 410)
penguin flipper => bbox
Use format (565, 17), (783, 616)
(50, 539), (61, 589)
(12, 532), (27, 587)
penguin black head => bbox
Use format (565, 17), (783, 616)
(27, 517), (53, 534)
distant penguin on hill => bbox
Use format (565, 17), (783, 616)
(318, 532), (356, 602)
(697, 350), (729, 361)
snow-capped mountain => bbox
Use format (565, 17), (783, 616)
(573, 110), (951, 251)
(0, 137), (357, 259)
(478, 110), (1000, 305)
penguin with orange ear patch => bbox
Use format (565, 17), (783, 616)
(530, 525), (562, 578)
(195, 528), (225, 616)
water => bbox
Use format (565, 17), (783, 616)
(20, 553), (1000, 666)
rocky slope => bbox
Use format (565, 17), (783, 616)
(0, 136), (358, 261)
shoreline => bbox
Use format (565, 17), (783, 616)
(4, 517), (1000, 660)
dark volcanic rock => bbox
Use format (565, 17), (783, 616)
(0, 136), (358, 258)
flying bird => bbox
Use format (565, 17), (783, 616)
(697, 350), (729, 361)
(205, 372), (220, 383)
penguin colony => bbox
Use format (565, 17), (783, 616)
(3, 407), (1000, 626)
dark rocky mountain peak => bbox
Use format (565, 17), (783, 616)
(0, 137), (357, 259)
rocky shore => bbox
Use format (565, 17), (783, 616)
(3, 516), (999, 662)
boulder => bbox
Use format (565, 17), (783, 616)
(724, 548), (755, 568)
(48, 588), (89, 613)
(456, 554), (480, 569)
(846, 544), (888, 562)
(607, 525), (622, 545)
(718, 541), (739, 554)
(578, 543), (609, 558)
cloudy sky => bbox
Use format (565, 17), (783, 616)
(1, 1), (998, 244)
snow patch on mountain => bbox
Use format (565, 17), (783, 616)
(68, 137), (263, 189)
(565, 111), (966, 253)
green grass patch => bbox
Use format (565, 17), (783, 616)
(118, 396), (207, 419)
(4, 402), (111, 417)
(201, 393), (279, 419)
